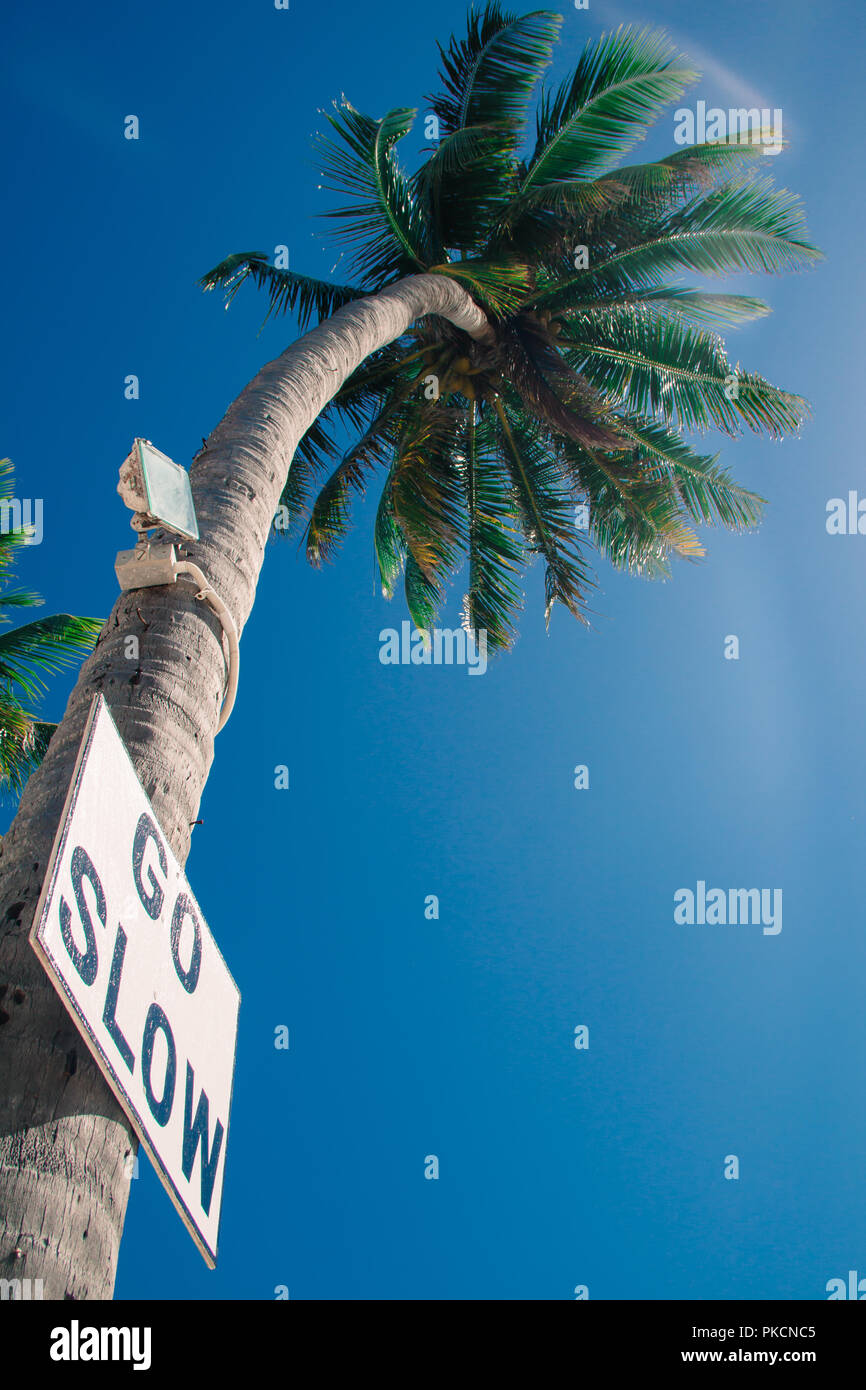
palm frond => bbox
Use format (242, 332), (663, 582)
(589, 489), (703, 574)
(462, 407), (523, 650)
(534, 176), (821, 309)
(559, 287), (771, 327)
(0, 710), (55, 797)
(199, 252), (364, 330)
(430, 3), (560, 138)
(498, 138), (783, 275)
(612, 415), (765, 528)
(390, 410), (466, 582)
(274, 417), (340, 539)
(316, 103), (429, 284)
(0, 588), (42, 616)
(499, 318), (629, 449)
(429, 258), (532, 316)
(559, 436), (705, 574)
(499, 138), (770, 254)
(374, 473), (407, 599)
(525, 26), (698, 187)
(562, 313), (808, 437)
(493, 397), (593, 625)
(0, 615), (103, 701)
(414, 124), (518, 255)
(305, 402), (402, 565)
(404, 551), (443, 634)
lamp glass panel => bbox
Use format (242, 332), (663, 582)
(138, 441), (199, 540)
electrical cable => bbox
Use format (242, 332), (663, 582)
(173, 561), (239, 731)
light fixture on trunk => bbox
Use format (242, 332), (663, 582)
(115, 440), (238, 731)
(117, 438), (200, 541)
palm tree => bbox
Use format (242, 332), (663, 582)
(204, 19), (816, 644)
(0, 460), (103, 796)
(0, 8), (819, 1300)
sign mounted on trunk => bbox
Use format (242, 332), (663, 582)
(30, 694), (240, 1268)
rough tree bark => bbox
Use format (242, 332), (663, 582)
(0, 274), (492, 1299)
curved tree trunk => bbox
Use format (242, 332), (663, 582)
(0, 274), (491, 1299)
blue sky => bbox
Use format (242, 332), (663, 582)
(3, 0), (864, 1299)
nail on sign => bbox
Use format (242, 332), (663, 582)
(30, 694), (240, 1267)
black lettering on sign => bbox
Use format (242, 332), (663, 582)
(102, 924), (135, 1072)
(182, 1063), (224, 1216)
(58, 847), (105, 986)
(170, 893), (202, 994)
(141, 1003), (177, 1127)
(132, 813), (167, 920)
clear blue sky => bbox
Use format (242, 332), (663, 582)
(3, 0), (864, 1299)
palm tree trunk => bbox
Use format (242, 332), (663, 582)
(0, 273), (491, 1299)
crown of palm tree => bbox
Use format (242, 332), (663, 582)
(201, 6), (820, 653)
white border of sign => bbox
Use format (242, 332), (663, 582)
(29, 693), (240, 1268)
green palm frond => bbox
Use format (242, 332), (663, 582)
(664, 177), (821, 273)
(430, 258), (532, 316)
(0, 615), (104, 701)
(525, 25), (698, 187)
(499, 139), (771, 255)
(0, 708), (55, 796)
(374, 473), (407, 600)
(562, 312), (808, 436)
(534, 177), (820, 310)
(388, 405), (472, 632)
(612, 415), (765, 529)
(423, 4), (561, 254)
(316, 103), (429, 284)
(0, 588), (42, 614)
(588, 485), (702, 575)
(414, 124), (518, 256)
(430, 4), (560, 139)
(523, 137), (768, 217)
(558, 436), (704, 575)
(590, 289), (771, 326)
(274, 417), (339, 539)
(305, 401), (403, 565)
(499, 317), (628, 449)
(199, 252), (364, 330)
(0, 458), (41, 566)
(0, 533), (36, 567)
(404, 551), (443, 634)
(390, 409), (467, 583)
(493, 397), (593, 625)
(728, 369), (810, 437)
(461, 407), (523, 649)
(557, 287), (771, 328)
